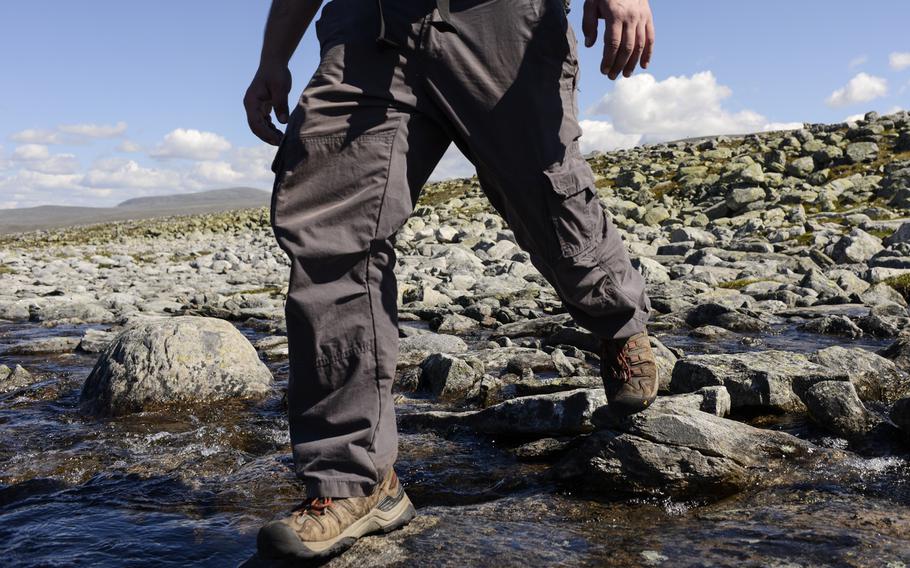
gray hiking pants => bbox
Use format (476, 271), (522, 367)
(269, 0), (651, 498)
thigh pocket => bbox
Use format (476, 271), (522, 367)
(543, 157), (604, 260)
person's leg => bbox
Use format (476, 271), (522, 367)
(422, 0), (651, 342)
(269, 0), (450, 499)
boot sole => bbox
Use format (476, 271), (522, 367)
(257, 490), (416, 560)
(607, 392), (658, 416)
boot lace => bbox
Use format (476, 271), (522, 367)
(292, 497), (334, 518)
(615, 350), (633, 383)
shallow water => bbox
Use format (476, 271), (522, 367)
(1, 320), (909, 567)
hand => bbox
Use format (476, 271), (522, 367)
(581, 0), (654, 80)
(244, 63), (292, 145)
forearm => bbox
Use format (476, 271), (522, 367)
(259, 0), (324, 66)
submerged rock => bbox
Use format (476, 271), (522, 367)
(0, 364), (35, 393)
(80, 315), (273, 415)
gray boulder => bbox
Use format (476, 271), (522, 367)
(829, 229), (883, 264)
(845, 141), (879, 163)
(554, 404), (823, 498)
(80, 316), (273, 415)
(670, 350), (849, 412)
(800, 381), (881, 440)
(418, 353), (482, 401)
(685, 303), (770, 333)
(809, 346), (910, 404)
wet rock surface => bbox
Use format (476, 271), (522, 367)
(2, 111), (910, 566)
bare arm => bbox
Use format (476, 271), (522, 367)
(581, 0), (654, 80)
(244, 0), (324, 145)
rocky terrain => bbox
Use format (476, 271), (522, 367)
(2, 110), (910, 566)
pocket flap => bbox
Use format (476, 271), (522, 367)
(543, 158), (597, 197)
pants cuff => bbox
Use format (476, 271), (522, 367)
(304, 477), (381, 499)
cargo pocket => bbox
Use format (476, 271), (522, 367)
(542, 157), (603, 260)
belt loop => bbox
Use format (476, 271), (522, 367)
(375, 0), (400, 49)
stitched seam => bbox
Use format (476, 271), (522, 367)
(298, 132), (396, 143)
(314, 340), (373, 368)
(363, 116), (403, 483)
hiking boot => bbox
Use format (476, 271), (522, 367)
(600, 330), (659, 416)
(257, 468), (416, 560)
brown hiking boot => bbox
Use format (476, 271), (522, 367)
(600, 330), (659, 416)
(257, 468), (416, 560)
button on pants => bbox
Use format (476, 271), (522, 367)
(269, 0), (651, 498)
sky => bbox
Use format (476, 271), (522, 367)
(0, 0), (907, 210)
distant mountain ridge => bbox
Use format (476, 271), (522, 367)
(0, 187), (270, 235)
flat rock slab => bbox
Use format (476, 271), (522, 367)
(554, 404), (827, 498)
(80, 315), (273, 415)
(4, 336), (81, 355)
(399, 388), (606, 436)
(670, 350), (849, 412)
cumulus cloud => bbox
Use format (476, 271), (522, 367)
(587, 71), (797, 144)
(890, 52), (910, 71)
(151, 128), (232, 161)
(578, 120), (642, 153)
(10, 144), (80, 175)
(81, 158), (182, 189)
(826, 73), (888, 107)
(10, 122), (128, 145)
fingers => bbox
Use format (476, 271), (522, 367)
(641, 16), (655, 69)
(621, 20), (646, 78)
(582, 0), (598, 47)
(244, 88), (284, 146)
(606, 22), (635, 79)
(600, 19), (624, 76)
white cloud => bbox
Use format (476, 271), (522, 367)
(10, 128), (62, 145)
(578, 120), (642, 152)
(81, 158), (182, 189)
(117, 140), (142, 152)
(12, 144), (50, 161)
(58, 121), (127, 139)
(10, 122), (128, 145)
(848, 55), (868, 69)
(10, 145), (80, 175)
(189, 161), (245, 185)
(826, 73), (888, 107)
(890, 52), (910, 71)
(0, 133), (275, 209)
(587, 71), (793, 144)
(151, 128), (232, 161)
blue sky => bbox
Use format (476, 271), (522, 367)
(0, 0), (907, 209)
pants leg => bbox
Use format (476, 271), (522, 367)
(423, 0), (651, 339)
(270, 0), (450, 498)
